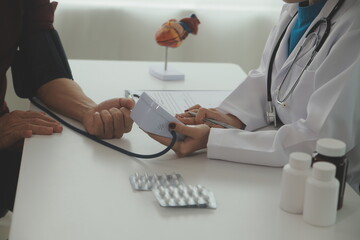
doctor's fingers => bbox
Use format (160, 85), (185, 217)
(176, 107), (211, 125)
(176, 111), (196, 118)
(175, 115), (197, 125)
(195, 108), (223, 124)
(184, 104), (202, 112)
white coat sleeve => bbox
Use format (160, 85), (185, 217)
(207, 21), (360, 167)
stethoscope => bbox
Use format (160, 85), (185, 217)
(266, 0), (345, 127)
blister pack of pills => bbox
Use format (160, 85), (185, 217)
(153, 184), (217, 209)
(129, 172), (185, 191)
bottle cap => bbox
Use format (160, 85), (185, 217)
(316, 138), (346, 157)
(289, 152), (312, 170)
(313, 162), (336, 181)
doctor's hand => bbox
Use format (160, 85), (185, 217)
(82, 98), (135, 139)
(176, 105), (245, 129)
(148, 122), (210, 157)
(0, 110), (63, 150)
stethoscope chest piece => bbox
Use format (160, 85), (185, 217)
(266, 101), (277, 127)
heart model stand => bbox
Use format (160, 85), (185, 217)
(149, 47), (184, 81)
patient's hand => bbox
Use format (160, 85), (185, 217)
(0, 110), (62, 149)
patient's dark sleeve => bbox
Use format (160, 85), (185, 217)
(11, 0), (73, 98)
(12, 29), (73, 98)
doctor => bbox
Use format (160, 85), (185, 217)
(150, 0), (360, 193)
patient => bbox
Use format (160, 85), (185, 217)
(0, 0), (134, 216)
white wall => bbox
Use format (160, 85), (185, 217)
(6, 1), (282, 111)
(53, 3), (281, 72)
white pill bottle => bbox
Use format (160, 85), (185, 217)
(279, 152), (312, 214)
(303, 162), (339, 227)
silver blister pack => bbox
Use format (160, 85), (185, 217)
(153, 184), (217, 209)
(129, 172), (185, 191)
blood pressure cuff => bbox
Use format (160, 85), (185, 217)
(11, 29), (73, 98)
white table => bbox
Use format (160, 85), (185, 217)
(9, 60), (360, 240)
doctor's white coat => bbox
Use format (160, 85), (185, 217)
(207, 0), (360, 193)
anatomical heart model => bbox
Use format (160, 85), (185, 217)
(150, 14), (200, 80)
(156, 14), (200, 48)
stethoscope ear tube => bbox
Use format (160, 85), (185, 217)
(29, 98), (177, 159)
(306, 18), (331, 53)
